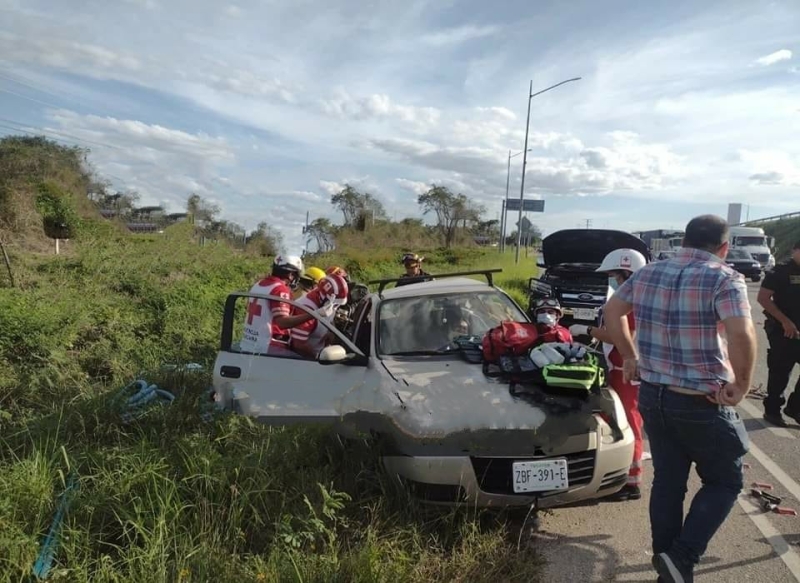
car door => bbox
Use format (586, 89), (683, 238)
(212, 292), (374, 424)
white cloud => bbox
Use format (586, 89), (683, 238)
(47, 109), (234, 161)
(749, 172), (784, 185)
(204, 70), (296, 103)
(475, 107), (517, 121)
(319, 90), (441, 126)
(0, 32), (142, 75)
(122, 0), (158, 8)
(738, 149), (800, 186)
(224, 4), (242, 17)
(420, 24), (500, 47)
(395, 178), (430, 196)
(319, 180), (345, 196)
(754, 49), (792, 66)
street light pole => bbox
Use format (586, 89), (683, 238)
(515, 76), (582, 264)
(500, 150), (511, 253)
(500, 148), (531, 253)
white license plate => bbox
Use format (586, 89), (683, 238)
(572, 308), (596, 321)
(512, 459), (569, 493)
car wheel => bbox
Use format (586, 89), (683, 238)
(751, 275), (762, 282)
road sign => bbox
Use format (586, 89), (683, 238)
(505, 199), (544, 212)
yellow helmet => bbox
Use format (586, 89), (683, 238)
(303, 266), (326, 283)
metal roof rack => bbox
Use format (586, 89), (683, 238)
(368, 268), (503, 296)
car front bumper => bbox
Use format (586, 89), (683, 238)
(381, 424), (635, 508)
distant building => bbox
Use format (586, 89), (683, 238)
(126, 222), (161, 233)
(727, 203), (743, 225)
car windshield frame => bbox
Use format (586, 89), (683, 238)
(376, 289), (527, 357)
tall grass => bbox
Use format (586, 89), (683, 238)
(0, 222), (542, 582)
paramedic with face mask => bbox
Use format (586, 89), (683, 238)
(532, 298), (573, 344)
(290, 273), (349, 359)
(570, 248), (648, 501)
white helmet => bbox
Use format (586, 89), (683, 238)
(273, 254), (304, 274)
(596, 249), (647, 274)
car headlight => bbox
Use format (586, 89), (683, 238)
(611, 390), (630, 431)
(529, 279), (552, 295)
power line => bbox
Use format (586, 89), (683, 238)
(0, 86), (63, 110)
(0, 117), (122, 150)
(0, 71), (68, 103)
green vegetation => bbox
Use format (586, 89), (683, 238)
(757, 216), (800, 262)
(0, 135), (541, 582)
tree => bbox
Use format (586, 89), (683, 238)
(417, 185), (485, 248)
(98, 190), (139, 218)
(472, 219), (500, 241)
(305, 217), (335, 252)
(330, 184), (362, 227)
(247, 221), (284, 257)
(330, 184), (387, 230)
(186, 193), (220, 225)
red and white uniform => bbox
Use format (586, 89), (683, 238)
(240, 276), (292, 354)
(290, 290), (331, 355)
(605, 311), (644, 488)
(290, 274), (348, 356)
(535, 323), (573, 344)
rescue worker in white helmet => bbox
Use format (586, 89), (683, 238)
(290, 272), (349, 359)
(571, 248), (648, 501)
(240, 254), (315, 356)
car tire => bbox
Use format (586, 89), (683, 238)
(751, 275), (762, 282)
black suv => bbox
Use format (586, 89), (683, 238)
(528, 229), (651, 325)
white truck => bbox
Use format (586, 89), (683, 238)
(728, 226), (776, 270)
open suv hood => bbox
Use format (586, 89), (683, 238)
(541, 229), (650, 268)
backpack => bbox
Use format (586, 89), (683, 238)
(481, 321), (540, 363)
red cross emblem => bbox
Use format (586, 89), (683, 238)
(246, 298), (263, 325)
(621, 255), (631, 267)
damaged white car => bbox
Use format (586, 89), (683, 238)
(211, 270), (634, 509)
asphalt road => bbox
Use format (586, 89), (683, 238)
(535, 281), (800, 582)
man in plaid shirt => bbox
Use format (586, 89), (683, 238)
(604, 215), (757, 583)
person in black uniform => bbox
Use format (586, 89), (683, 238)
(758, 240), (800, 427)
(395, 253), (433, 287)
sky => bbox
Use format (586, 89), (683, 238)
(1, 0), (798, 254)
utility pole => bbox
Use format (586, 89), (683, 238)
(515, 76), (582, 264)
(585, 219), (592, 229)
(303, 211), (310, 254)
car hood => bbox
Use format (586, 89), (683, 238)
(541, 229), (650, 267)
(376, 357), (616, 453)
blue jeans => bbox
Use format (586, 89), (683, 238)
(638, 382), (749, 567)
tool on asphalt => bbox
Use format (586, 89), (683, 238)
(752, 481), (774, 490)
(750, 489), (798, 516)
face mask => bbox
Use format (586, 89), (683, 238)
(608, 277), (619, 291)
(537, 312), (557, 327)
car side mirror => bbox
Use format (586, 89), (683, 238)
(318, 345), (353, 365)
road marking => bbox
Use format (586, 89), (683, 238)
(738, 496), (800, 581)
(740, 398), (797, 440)
(748, 441), (800, 501)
